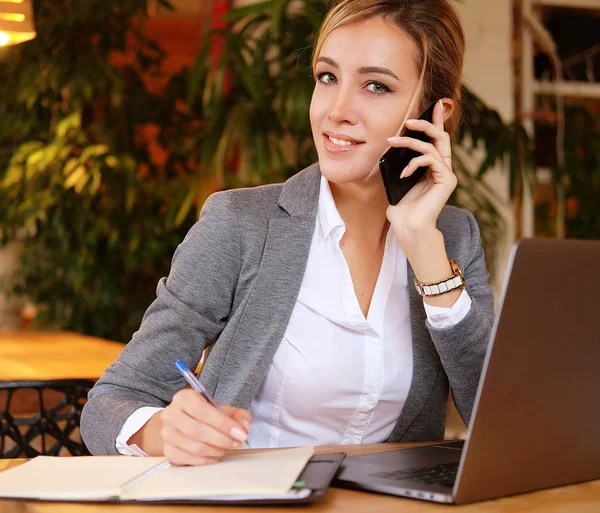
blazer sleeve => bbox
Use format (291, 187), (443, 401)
(81, 192), (241, 455)
(426, 210), (495, 426)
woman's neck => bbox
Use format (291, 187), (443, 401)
(328, 177), (390, 246)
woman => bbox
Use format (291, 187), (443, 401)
(81, 0), (494, 465)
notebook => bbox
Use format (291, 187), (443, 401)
(0, 447), (345, 505)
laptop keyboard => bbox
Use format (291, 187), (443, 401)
(371, 461), (459, 488)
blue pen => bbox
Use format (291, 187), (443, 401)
(175, 360), (251, 449)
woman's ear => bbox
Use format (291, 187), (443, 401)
(440, 98), (455, 123)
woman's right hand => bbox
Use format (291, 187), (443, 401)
(159, 388), (251, 465)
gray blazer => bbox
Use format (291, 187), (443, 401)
(81, 164), (495, 455)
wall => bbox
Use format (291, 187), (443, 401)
(454, 0), (516, 297)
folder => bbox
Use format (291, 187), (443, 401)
(0, 446), (345, 505)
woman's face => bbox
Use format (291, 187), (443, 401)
(310, 15), (421, 185)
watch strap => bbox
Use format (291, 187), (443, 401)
(414, 259), (466, 297)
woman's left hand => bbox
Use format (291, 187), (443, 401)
(385, 99), (457, 241)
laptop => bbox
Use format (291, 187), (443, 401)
(334, 238), (600, 504)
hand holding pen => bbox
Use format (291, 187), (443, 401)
(158, 360), (252, 466)
(175, 360), (252, 450)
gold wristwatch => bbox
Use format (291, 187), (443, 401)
(414, 259), (466, 297)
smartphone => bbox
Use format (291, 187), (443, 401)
(379, 102), (436, 205)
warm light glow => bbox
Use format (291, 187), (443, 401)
(0, 30), (35, 46)
(0, 0), (35, 46)
(0, 13), (25, 22)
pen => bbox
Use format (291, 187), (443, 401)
(175, 360), (251, 449)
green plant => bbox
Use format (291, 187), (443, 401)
(0, 0), (200, 341)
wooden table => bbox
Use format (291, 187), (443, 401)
(0, 331), (124, 457)
(0, 331), (124, 381)
(0, 442), (598, 512)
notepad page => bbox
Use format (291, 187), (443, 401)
(122, 446), (315, 500)
(0, 456), (166, 501)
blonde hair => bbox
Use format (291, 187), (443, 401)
(312, 0), (465, 140)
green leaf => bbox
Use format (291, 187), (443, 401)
(74, 174), (89, 194)
(202, 62), (227, 114)
(221, 0), (273, 22)
(12, 141), (45, 163)
(63, 165), (88, 190)
(59, 145), (74, 160)
(236, 13), (270, 38)
(302, 3), (327, 29)
(39, 143), (60, 169)
(128, 234), (142, 254)
(271, 0), (287, 36)
(89, 170), (102, 195)
(81, 144), (110, 160)
(63, 158), (81, 177)
(105, 155), (119, 168)
(25, 149), (46, 167)
(1, 166), (24, 188)
(231, 54), (264, 107)
(173, 187), (196, 228)
(126, 187), (136, 212)
(56, 112), (82, 139)
(188, 35), (213, 103)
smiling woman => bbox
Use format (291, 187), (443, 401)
(311, 16), (422, 183)
(81, 0), (495, 467)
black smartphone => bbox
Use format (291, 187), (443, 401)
(379, 102), (436, 205)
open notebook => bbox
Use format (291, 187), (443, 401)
(0, 447), (345, 505)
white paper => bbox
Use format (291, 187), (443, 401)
(121, 446), (315, 500)
(0, 455), (166, 501)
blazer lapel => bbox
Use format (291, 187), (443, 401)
(214, 162), (443, 429)
(213, 165), (321, 408)
(386, 263), (443, 441)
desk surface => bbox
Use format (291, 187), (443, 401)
(0, 331), (123, 381)
(0, 442), (598, 512)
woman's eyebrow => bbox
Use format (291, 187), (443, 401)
(316, 57), (401, 82)
(316, 57), (339, 68)
(358, 66), (401, 82)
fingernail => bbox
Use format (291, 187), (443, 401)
(405, 119), (417, 124)
(231, 427), (247, 442)
(438, 99), (444, 112)
(386, 136), (402, 142)
(242, 420), (251, 433)
(400, 167), (408, 178)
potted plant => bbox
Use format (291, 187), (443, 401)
(0, 0), (200, 341)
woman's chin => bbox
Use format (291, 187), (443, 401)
(318, 161), (379, 185)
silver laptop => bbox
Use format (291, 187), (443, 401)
(334, 238), (600, 504)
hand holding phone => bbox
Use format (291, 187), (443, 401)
(379, 103), (436, 205)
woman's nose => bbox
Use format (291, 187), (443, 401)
(328, 87), (358, 125)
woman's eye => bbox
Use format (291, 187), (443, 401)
(367, 81), (391, 95)
(317, 72), (336, 84)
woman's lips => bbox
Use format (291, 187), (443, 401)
(322, 134), (365, 154)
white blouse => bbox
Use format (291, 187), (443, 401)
(115, 177), (471, 455)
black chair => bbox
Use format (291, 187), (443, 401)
(0, 379), (93, 458)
